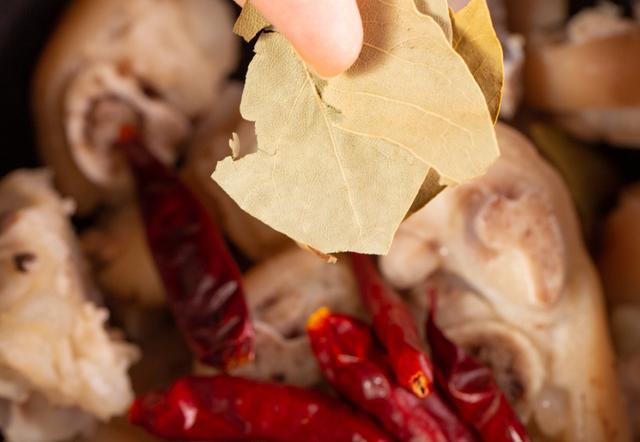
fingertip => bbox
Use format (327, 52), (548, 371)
(309, 31), (363, 78)
(304, 0), (363, 77)
(254, 0), (363, 77)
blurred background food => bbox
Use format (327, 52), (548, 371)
(1, 0), (640, 441)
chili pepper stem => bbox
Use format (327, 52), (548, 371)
(306, 307), (332, 331)
(411, 372), (429, 398)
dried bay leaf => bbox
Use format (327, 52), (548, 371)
(450, 0), (504, 122)
(391, 0), (452, 215)
(233, 1), (270, 42)
(323, 2), (498, 184)
(415, 0), (453, 42)
(213, 0), (499, 255)
(214, 32), (428, 254)
(407, 169), (446, 217)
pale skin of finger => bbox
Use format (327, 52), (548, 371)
(234, 0), (363, 77)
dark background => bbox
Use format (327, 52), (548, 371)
(0, 0), (636, 177)
(0, 0), (67, 176)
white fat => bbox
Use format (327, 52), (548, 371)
(65, 63), (190, 190)
(0, 170), (138, 442)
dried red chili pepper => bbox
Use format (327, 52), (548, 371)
(426, 293), (530, 442)
(118, 127), (253, 370)
(307, 308), (477, 442)
(422, 392), (479, 442)
(350, 253), (433, 398)
(129, 375), (393, 442)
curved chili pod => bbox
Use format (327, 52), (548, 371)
(350, 253), (434, 397)
(307, 309), (477, 442)
(426, 293), (530, 442)
(118, 127), (253, 370)
(129, 375), (393, 442)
